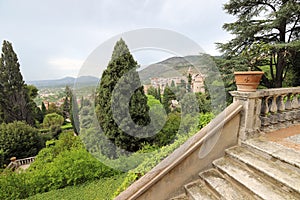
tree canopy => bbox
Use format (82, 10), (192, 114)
(95, 38), (151, 154)
(218, 0), (300, 88)
(0, 40), (38, 125)
(0, 121), (42, 164)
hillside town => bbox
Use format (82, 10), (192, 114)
(145, 67), (205, 94)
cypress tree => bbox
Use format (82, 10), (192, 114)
(70, 92), (80, 135)
(170, 80), (176, 88)
(157, 87), (162, 103)
(0, 40), (35, 125)
(187, 73), (192, 92)
(95, 38), (151, 153)
(162, 86), (176, 114)
(41, 102), (47, 116)
(61, 86), (72, 120)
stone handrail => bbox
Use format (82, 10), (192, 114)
(231, 87), (300, 140)
(6, 156), (36, 170)
(16, 157), (36, 166)
(115, 101), (243, 200)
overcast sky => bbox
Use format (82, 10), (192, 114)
(0, 0), (234, 81)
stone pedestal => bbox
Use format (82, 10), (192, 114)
(230, 91), (262, 142)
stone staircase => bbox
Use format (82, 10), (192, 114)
(170, 137), (300, 200)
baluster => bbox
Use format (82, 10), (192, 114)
(277, 94), (286, 112)
(270, 95), (278, 113)
(269, 95), (279, 131)
(277, 94), (286, 128)
(285, 93), (293, 126)
(260, 96), (271, 132)
(261, 96), (270, 115)
(285, 93), (292, 110)
(292, 93), (300, 124)
(292, 93), (299, 109)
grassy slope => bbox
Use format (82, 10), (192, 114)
(26, 174), (126, 200)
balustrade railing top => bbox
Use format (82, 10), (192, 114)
(230, 87), (300, 98)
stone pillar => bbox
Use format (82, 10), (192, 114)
(230, 91), (262, 142)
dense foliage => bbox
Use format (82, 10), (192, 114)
(113, 112), (214, 197)
(0, 40), (40, 125)
(95, 39), (151, 154)
(61, 86), (80, 134)
(218, 0), (300, 88)
(0, 121), (42, 165)
(26, 174), (127, 200)
(162, 86), (177, 114)
(147, 86), (161, 102)
(43, 113), (64, 128)
(0, 132), (120, 199)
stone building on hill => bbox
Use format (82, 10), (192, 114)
(147, 66), (205, 94)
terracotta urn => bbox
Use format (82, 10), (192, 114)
(10, 157), (17, 162)
(234, 71), (264, 92)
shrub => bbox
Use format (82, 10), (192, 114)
(198, 112), (215, 129)
(154, 112), (180, 146)
(147, 95), (161, 107)
(0, 121), (42, 165)
(43, 113), (64, 128)
(0, 170), (29, 199)
(29, 148), (118, 193)
(0, 131), (121, 199)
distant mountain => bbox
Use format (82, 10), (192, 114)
(27, 76), (99, 88)
(27, 55), (214, 88)
(139, 54), (214, 84)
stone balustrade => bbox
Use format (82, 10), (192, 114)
(260, 88), (300, 132)
(230, 87), (300, 141)
(16, 157), (36, 166)
(6, 156), (36, 170)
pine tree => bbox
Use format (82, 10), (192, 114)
(95, 39), (151, 154)
(218, 0), (300, 88)
(0, 40), (35, 125)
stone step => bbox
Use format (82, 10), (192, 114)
(213, 157), (298, 200)
(199, 168), (255, 200)
(243, 138), (300, 169)
(169, 193), (188, 200)
(184, 179), (218, 200)
(226, 146), (300, 195)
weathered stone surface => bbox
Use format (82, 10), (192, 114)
(169, 193), (188, 200)
(226, 146), (300, 194)
(184, 180), (218, 200)
(244, 138), (300, 168)
(213, 157), (298, 200)
(286, 134), (300, 145)
(199, 169), (255, 200)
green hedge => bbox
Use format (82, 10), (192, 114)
(26, 174), (127, 200)
(0, 132), (120, 200)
